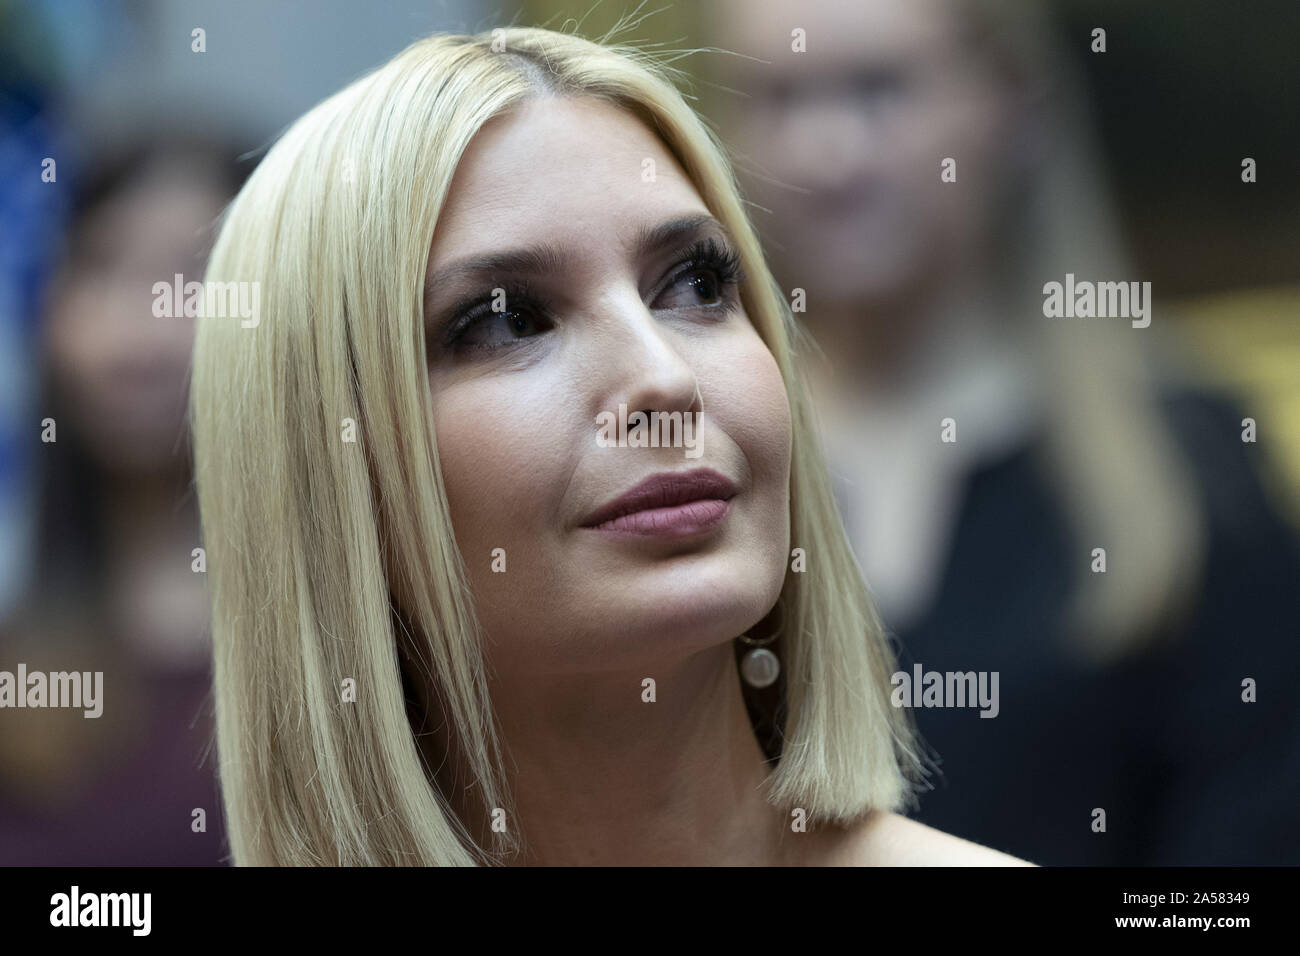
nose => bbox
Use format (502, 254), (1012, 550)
(780, 95), (873, 189)
(591, 290), (702, 426)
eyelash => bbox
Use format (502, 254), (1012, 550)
(437, 238), (747, 356)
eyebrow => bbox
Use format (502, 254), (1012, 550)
(422, 213), (735, 310)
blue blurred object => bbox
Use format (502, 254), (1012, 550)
(0, 75), (69, 624)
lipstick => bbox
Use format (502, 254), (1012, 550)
(579, 469), (738, 537)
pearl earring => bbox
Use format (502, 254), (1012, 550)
(737, 631), (780, 689)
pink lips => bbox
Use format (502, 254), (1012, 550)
(579, 469), (738, 537)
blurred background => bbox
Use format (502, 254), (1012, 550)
(1, 0), (1297, 865)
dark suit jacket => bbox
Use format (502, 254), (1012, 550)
(857, 387), (1300, 865)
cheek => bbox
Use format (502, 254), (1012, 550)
(707, 328), (793, 605)
(708, 327), (792, 502)
(744, 334), (792, 447)
(430, 380), (569, 579)
(47, 291), (103, 378)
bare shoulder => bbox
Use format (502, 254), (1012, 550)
(841, 811), (1038, 867)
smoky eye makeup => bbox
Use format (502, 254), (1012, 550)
(425, 232), (747, 361)
(437, 278), (553, 350)
(652, 235), (746, 308)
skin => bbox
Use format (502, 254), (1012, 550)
(693, 0), (1039, 864)
(43, 162), (224, 667)
(707, 0), (1030, 387)
(420, 95), (1032, 865)
(46, 162), (218, 475)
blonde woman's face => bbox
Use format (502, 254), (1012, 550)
(424, 96), (792, 678)
(711, 0), (1015, 306)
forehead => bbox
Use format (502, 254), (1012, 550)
(428, 95), (708, 267)
(711, 0), (959, 77)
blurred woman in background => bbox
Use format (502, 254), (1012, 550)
(707, 0), (1300, 864)
(0, 137), (244, 864)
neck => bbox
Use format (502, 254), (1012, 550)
(431, 641), (827, 865)
(800, 255), (1004, 395)
(807, 280), (1007, 412)
(99, 466), (209, 666)
(806, 298), (927, 391)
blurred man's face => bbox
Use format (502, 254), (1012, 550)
(709, 0), (1016, 310)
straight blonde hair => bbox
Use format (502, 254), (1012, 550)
(191, 24), (926, 866)
(963, 0), (1206, 663)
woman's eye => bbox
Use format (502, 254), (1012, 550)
(454, 309), (551, 352)
(655, 267), (726, 311)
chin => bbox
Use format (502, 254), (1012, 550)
(606, 552), (784, 655)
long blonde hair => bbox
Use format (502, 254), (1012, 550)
(191, 24), (926, 866)
(960, 0), (1206, 663)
